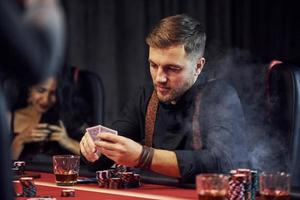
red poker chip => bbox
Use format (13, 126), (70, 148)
(19, 177), (34, 186)
(109, 178), (122, 189)
(61, 189), (75, 197)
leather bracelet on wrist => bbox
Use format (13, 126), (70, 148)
(136, 145), (154, 169)
(143, 146), (154, 170)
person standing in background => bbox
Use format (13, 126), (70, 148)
(0, 0), (65, 199)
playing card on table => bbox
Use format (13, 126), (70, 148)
(86, 125), (118, 142)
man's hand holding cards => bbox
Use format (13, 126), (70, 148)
(86, 125), (118, 142)
(83, 125), (141, 166)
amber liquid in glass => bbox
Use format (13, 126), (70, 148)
(55, 173), (78, 186)
(198, 190), (227, 200)
(198, 194), (227, 200)
(261, 189), (290, 200)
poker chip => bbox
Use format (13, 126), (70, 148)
(14, 161), (26, 168)
(228, 174), (247, 200)
(19, 177), (36, 197)
(121, 172), (134, 188)
(250, 170), (259, 200)
(121, 172), (134, 182)
(61, 189), (75, 197)
(109, 177), (123, 189)
(228, 169), (260, 200)
(96, 165), (141, 189)
(96, 170), (110, 188)
(97, 170), (111, 179)
(114, 164), (128, 173)
(236, 169), (252, 200)
(133, 174), (141, 187)
(229, 169), (237, 175)
(13, 161), (26, 175)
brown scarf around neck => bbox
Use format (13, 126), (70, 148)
(144, 89), (202, 150)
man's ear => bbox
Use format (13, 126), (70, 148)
(195, 57), (205, 76)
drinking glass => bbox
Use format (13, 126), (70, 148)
(259, 171), (290, 200)
(196, 173), (229, 200)
(53, 155), (80, 186)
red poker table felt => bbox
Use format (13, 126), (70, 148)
(14, 171), (198, 200)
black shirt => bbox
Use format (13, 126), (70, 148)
(92, 76), (248, 181)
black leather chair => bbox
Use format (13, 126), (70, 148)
(266, 61), (300, 191)
(73, 67), (105, 125)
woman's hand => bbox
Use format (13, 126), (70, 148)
(16, 123), (50, 144)
(49, 120), (80, 154)
(48, 120), (69, 146)
(12, 123), (50, 160)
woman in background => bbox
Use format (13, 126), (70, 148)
(11, 76), (81, 161)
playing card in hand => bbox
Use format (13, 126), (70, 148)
(86, 125), (101, 141)
(86, 125), (118, 142)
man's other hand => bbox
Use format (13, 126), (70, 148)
(79, 132), (100, 162)
(95, 132), (143, 167)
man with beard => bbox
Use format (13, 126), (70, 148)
(80, 14), (247, 183)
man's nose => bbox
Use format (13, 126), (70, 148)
(156, 67), (167, 83)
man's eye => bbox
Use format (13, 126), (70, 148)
(168, 67), (180, 72)
(150, 64), (158, 68)
(35, 87), (45, 93)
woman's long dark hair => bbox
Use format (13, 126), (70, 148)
(9, 64), (90, 140)
(56, 65), (91, 139)
(11, 74), (60, 125)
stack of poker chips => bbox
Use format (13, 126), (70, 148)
(250, 170), (259, 199)
(96, 165), (141, 189)
(109, 177), (123, 189)
(236, 169), (252, 200)
(12, 161), (26, 175)
(228, 173), (247, 200)
(96, 170), (112, 188)
(19, 177), (37, 197)
(121, 172), (141, 188)
(228, 169), (259, 200)
(114, 164), (128, 173)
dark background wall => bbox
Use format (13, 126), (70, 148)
(60, 0), (300, 125)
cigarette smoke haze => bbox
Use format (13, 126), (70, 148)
(206, 48), (288, 172)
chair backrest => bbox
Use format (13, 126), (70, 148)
(266, 61), (300, 190)
(74, 68), (105, 125)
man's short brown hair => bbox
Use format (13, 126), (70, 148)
(146, 14), (206, 59)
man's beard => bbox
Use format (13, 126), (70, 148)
(155, 80), (193, 104)
(156, 88), (179, 103)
